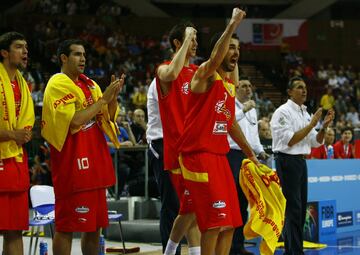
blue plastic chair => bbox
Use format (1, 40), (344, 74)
(28, 185), (55, 255)
(108, 211), (126, 254)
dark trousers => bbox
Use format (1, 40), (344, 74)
(226, 149), (248, 253)
(275, 153), (307, 255)
(148, 139), (181, 255)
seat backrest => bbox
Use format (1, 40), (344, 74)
(30, 185), (55, 208)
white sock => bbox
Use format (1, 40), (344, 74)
(164, 239), (179, 255)
(188, 246), (201, 255)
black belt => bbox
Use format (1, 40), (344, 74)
(275, 152), (307, 159)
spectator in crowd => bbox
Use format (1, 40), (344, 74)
(105, 110), (136, 197)
(258, 119), (273, 156)
(320, 88), (335, 111)
(116, 110), (137, 145)
(227, 76), (268, 255)
(131, 84), (147, 110)
(337, 70), (348, 87)
(328, 73), (339, 89)
(333, 127), (354, 159)
(334, 95), (348, 116)
(345, 65), (356, 82)
(327, 64), (335, 76)
(310, 128), (336, 159)
(317, 65), (328, 80)
(303, 64), (315, 80)
(126, 109), (134, 124)
(31, 82), (45, 105)
(121, 108), (148, 196)
(345, 105), (360, 128)
(0, 31), (34, 255)
(31, 62), (45, 85)
(131, 108), (147, 144)
(335, 113), (352, 134)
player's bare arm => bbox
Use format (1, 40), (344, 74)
(191, 8), (246, 93)
(70, 77), (122, 129)
(229, 118), (260, 165)
(108, 74), (125, 119)
(157, 27), (197, 94)
(0, 129), (32, 145)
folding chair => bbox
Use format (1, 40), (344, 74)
(107, 211), (126, 254)
(28, 185), (55, 255)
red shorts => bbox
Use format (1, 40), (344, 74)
(169, 169), (194, 215)
(0, 191), (28, 230)
(179, 152), (242, 232)
(55, 189), (108, 232)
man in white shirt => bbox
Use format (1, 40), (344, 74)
(227, 76), (269, 255)
(270, 76), (334, 255)
(146, 79), (181, 255)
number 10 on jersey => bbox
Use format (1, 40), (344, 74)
(77, 157), (89, 170)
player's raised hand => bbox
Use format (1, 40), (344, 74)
(114, 74), (126, 96)
(102, 75), (121, 103)
(231, 7), (246, 25)
(185, 27), (197, 41)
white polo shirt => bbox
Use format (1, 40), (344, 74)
(146, 78), (163, 142)
(270, 99), (322, 155)
(228, 98), (265, 155)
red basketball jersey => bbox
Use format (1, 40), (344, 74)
(0, 80), (28, 192)
(179, 74), (235, 155)
(157, 62), (198, 170)
(50, 79), (115, 199)
(310, 145), (327, 159)
(11, 79), (21, 118)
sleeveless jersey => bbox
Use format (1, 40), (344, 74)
(179, 74), (235, 155)
(157, 62), (197, 170)
(50, 79), (115, 199)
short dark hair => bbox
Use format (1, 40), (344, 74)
(0, 31), (26, 62)
(340, 127), (353, 136)
(168, 21), (195, 52)
(209, 32), (239, 57)
(57, 39), (85, 66)
(288, 76), (304, 89)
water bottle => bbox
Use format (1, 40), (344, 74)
(99, 235), (105, 255)
(327, 145), (334, 159)
(39, 240), (48, 255)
